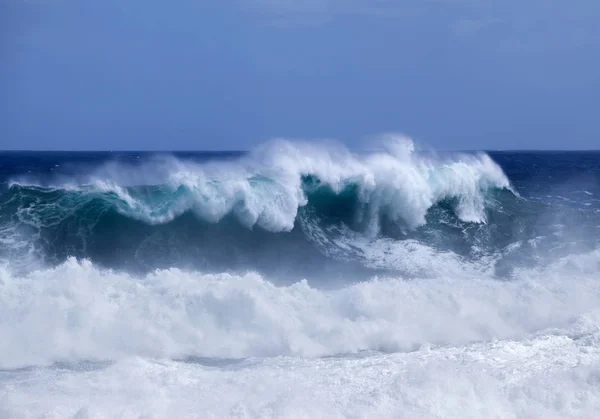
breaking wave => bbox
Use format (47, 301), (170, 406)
(0, 137), (520, 275)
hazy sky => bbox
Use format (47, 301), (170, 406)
(2, 0), (599, 150)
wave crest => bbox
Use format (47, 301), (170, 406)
(7, 136), (513, 233)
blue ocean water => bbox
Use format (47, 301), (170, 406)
(1, 140), (600, 418)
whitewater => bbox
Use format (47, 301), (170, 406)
(1, 137), (600, 418)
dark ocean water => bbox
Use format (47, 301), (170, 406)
(1, 147), (599, 281)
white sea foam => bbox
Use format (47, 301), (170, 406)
(3, 334), (600, 419)
(1, 250), (599, 369)
(1, 251), (600, 418)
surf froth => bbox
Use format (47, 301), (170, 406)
(1, 140), (600, 418)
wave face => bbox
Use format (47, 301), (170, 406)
(0, 138), (535, 276)
(2, 139), (600, 418)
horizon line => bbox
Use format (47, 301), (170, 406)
(1, 149), (600, 153)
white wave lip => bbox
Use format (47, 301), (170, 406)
(9, 135), (513, 232)
(123, 136), (511, 232)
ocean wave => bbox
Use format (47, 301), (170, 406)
(6, 137), (512, 232)
(0, 137), (529, 274)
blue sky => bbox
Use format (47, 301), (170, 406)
(1, 0), (599, 150)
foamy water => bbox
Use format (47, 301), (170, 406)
(1, 140), (599, 418)
(1, 250), (600, 417)
(4, 334), (600, 419)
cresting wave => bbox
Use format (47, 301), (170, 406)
(7, 137), (511, 230)
(0, 137), (516, 274)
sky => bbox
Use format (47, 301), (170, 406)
(1, 0), (599, 150)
